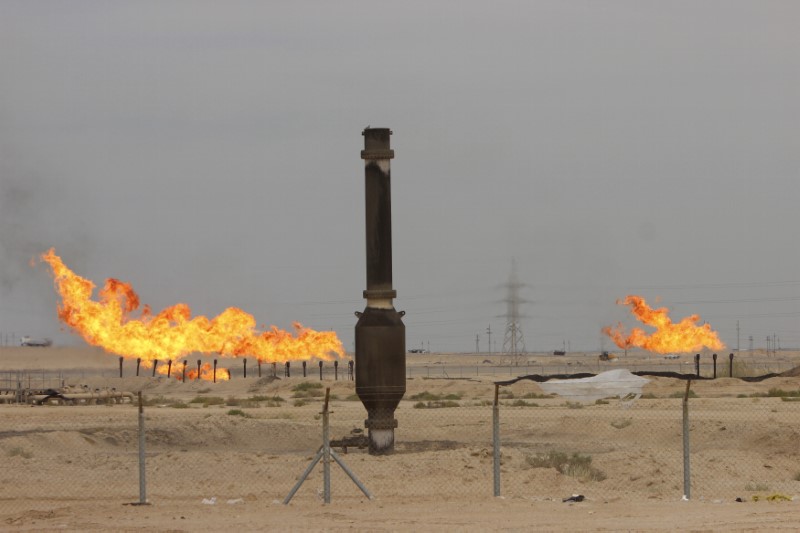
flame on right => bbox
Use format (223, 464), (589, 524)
(602, 295), (725, 354)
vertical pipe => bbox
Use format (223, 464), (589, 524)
(493, 384), (501, 497)
(682, 380), (692, 500)
(167, 360), (172, 379)
(152, 360), (158, 377)
(272, 362), (277, 378)
(694, 354), (700, 377)
(243, 359), (247, 378)
(285, 362), (290, 378)
(182, 360), (187, 382)
(119, 357), (124, 378)
(334, 360), (339, 381)
(258, 359), (262, 378)
(349, 360), (354, 381)
(196, 360), (201, 381)
(303, 361), (307, 377)
(319, 361), (323, 380)
(138, 391), (147, 504)
(213, 359), (217, 383)
(712, 353), (717, 379)
(355, 127), (405, 455)
(136, 358), (141, 377)
(729, 353), (734, 378)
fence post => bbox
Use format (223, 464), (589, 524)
(493, 384), (501, 497)
(682, 380), (692, 500)
(283, 388), (372, 504)
(138, 392), (148, 505)
(323, 389), (331, 504)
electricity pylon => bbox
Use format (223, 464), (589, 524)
(501, 259), (527, 365)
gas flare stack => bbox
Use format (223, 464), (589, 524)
(355, 127), (406, 455)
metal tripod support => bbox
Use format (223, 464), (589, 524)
(284, 388), (373, 504)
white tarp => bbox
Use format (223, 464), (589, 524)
(538, 369), (650, 405)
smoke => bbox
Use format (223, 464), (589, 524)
(0, 171), (49, 293)
(0, 145), (94, 343)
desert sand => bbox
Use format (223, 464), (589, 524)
(2, 346), (800, 532)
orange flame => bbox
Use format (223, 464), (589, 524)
(40, 249), (345, 371)
(602, 295), (725, 354)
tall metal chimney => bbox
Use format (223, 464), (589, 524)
(355, 127), (406, 455)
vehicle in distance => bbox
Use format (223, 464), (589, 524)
(20, 336), (52, 347)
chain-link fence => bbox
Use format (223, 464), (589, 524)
(2, 367), (799, 514)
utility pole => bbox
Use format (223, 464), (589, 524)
(475, 334), (480, 353)
(748, 335), (754, 354)
(486, 325), (492, 355)
(736, 321), (740, 352)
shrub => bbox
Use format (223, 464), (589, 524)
(189, 396), (225, 406)
(610, 418), (632, 429)
(766, 388), (800, 398)
(668, 390), (697, 399)
(292, 382), (324, 392)
(526, 451), (606, 481)
(410, 391), (462, 401)
(507, 399), (538, 407)
(413, 400), (460, 409)
(8, 447), (33, 459)
(521, 392), (553, 399)
(227, 409), (251, 418)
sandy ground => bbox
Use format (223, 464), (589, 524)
(2, 346), (800, 532)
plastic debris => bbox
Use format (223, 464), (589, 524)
(539, 369), (649, 405)
(562, 494), (585, 503)
(201, 497), (217, 505)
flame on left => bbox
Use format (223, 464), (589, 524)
(40, 249), (345, 366)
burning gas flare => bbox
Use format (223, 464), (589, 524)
(40, 249), (345, 375)
(603, 295), (725, 354)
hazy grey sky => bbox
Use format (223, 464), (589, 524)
(1, 1), (798, 354)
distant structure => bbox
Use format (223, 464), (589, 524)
(501, 259), (527, 364)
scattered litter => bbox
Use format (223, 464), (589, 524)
(562, 494), (584, 503)
(201, 497), (217, 505)
(681, 495), (689, 501)
(735, 497), (744, 502)
(226, 498), (245, 505)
